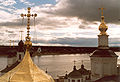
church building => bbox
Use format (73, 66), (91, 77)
(59, 8), (120, 82)
(90, 8), (118, 81)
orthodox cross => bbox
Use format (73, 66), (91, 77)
(21, 7), (37, 42)
(99, 8), (105, 16)
(19, 30), (23, 40)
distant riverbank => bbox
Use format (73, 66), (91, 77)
(0, 46), (120, 56)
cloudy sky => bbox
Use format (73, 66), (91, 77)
(0, 0), (120, 47)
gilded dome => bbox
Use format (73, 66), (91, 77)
(99, 16), (108, 35)
(0, 50), (54, 82)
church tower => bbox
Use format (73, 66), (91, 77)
(90, 8), (118, 81)
(17, 31), (25, 61)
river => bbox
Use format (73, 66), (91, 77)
(0, 52), (120, 79)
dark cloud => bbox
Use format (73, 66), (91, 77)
(49, 38), (97, 46)
(32, 37), (120, 47)
(47, 0), (120, 24)
(79, 20), (97, 29)
(33, 38), (98, 47)
(0, 0), (119, 30)
(0, 18), (33, 28)
(36, 17), (68, 29)
(0, 20), (23, 28)
(0, 16), (68, 29)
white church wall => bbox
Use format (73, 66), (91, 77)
(7, 57), (14, 67)
(13, 56), (17, 64)
(91, 57), (117, 81)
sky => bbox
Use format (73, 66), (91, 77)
(0, 0), (120, 47)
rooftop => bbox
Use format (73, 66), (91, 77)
(90, 49), (118, 57)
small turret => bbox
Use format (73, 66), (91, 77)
(18, 30), (24, 52)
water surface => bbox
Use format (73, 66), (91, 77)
(0, 52), (120, 79)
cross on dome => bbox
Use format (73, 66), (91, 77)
(73, 60), (76, 66)
(21, 7), (37, 50)
(99, 8), (105, 16)
(98, 8), (108, 35)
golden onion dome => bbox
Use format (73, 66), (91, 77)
(99, 16), (108, 35)
(0, 50), (54, 82)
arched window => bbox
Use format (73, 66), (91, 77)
(72, 80), (75, 82)
(78, 80), (80, 82)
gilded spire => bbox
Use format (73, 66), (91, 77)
(21, 7), (37, 50)
(99, 8), (108, 35)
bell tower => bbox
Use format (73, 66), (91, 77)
(90, 8), (118, 81)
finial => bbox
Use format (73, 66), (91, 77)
(99, 8), (105, 16)
(73, 60), (76, 66)
(81, 60), (84, 69)
(98, 8), (108, 35)
(21, 7), (37, 50)
(99, 8), (105, 23)
(73, 60), (77, 70)
(28, 7), (31, 10)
